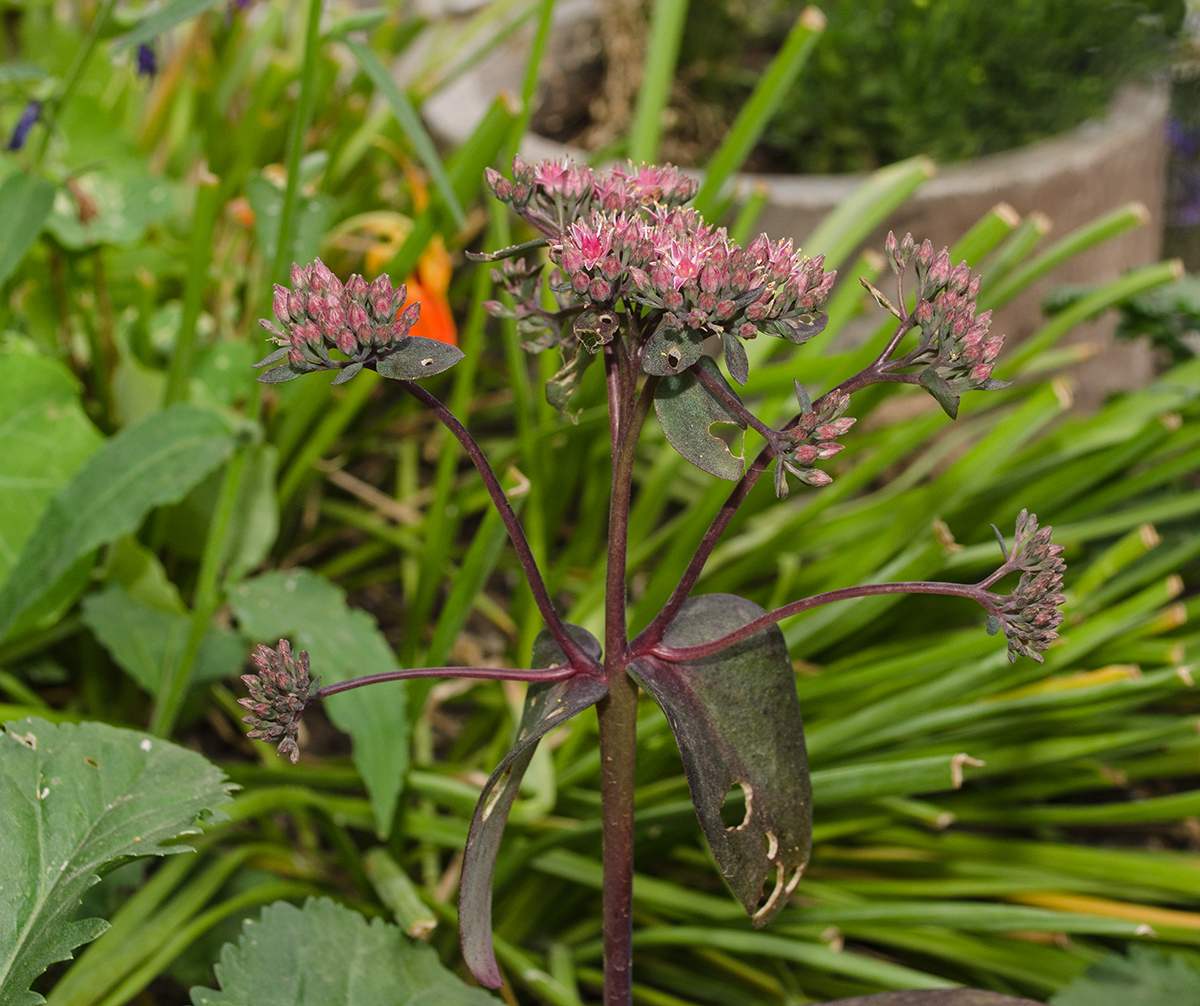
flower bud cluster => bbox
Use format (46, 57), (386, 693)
(483, 257), (562, 352)
(485, 157), (698, 237)
(238, 640), (319, 763)
(906, 245), (1005, 396)
(550, 211), (653, 306)
(615, 206), (834, 349)
(884, 230), (916, 274)
(997, 510), (1067, 662)
(259, 257), (421, 374)
(773, 392), (854, 498)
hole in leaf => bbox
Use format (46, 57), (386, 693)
(752, 863), (786, 922)
(721, 781), (752, 830)
(763, 829), (778, 861)
(666, 347), (682, 369)
(480, 768), (512, 823)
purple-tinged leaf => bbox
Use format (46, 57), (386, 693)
(252, 347), (291, 369)
(643, 325), (704, 376)
(918, 366), (960, 420)
(818, 992), (1045, 1006)
(793, 378), (812, 415)
(256, 363), (306, 384)
(629, 594), (811, 928)
(460, 626), (606, 989)
(721, 331), (749, 386)
(654, 358), (746, 480)
(330, 362), (364, 386)
(376, 337), (463, 381)
(572, 307), (620, 353)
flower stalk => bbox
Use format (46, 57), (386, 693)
(242, 155), (1068, 1006)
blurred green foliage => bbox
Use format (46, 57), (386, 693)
(676, 0), (1184, 172)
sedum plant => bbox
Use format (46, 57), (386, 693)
(240, 157), (1066, 1006)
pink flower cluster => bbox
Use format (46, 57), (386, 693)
(546, 203), (835, 355)
(774, 391), (854, 498)
(905, 239), (1005, 394)
(486, 157), (699, 236)
(997, 510), (1067, 662)
(258, 258), (421, 378)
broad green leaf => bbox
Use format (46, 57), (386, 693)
(44, 169), (172, 250)
(190, 898), (499, 1006)
(460, 626), (606, 989)
(0, 718), (233, 1006)
(653, 358), (747, 480)
(229, 570), (409, 837)
(81, 584), (246, 696)
(111, 0), (229, 52)
(375, 337), (464, 381)
(0, 174), (55, 286)
(245, 174), (332, 270)
(0, 405), (235, 641)
(1049, 946), (1200, 1006)
(820, 993), (1046, 1005)
(630, 594), (811, 928)
(0, 344), (101, 588)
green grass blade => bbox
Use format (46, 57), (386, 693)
(693, 7), (826, 217)
(628, 0), (691, 163)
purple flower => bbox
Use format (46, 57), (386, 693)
(5, 100), (41, 152)
(136, 43), (157, 78)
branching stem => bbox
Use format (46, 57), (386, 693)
(639, 580), (1003, 663)
(397, 379), (599, 674)
(315, 664), (576, 699)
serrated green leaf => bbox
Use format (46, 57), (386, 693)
(630, 594), (811, 928)
(0, 174), (56, 286)
(0, 344), (101, 592)
(0, 719), (233, 1006)
(256, 362), (306, 383)
(1049, 946), (1200, 1006)
(81, 583), (246, 696)
(189, 898), (499, 1006)
(654, 357), (747, 480)
(0, 405), (234, 642)
(375, 337), (464, 381)
(229, 570), (408, 837)
(460, 627), (605, 989)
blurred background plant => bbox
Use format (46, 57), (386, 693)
(2, 2), (1200, 1005)
(533, 0), (1184, 172)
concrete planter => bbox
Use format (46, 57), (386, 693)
(422, 14), (1168, 405)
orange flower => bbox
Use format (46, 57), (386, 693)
(402, 236), (457, 346)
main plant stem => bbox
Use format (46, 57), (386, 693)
(598, 349), (656, 1006)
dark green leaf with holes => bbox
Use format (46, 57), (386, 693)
(654, 358), (746, 480)
(642, 325), (704, 376)
(459, 626), (605, 989)
(629, 594), (811, 928)
(376, 337), (464, 381)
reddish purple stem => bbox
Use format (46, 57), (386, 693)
(315, 663), (578, 699)
(397, 379), (599, 675)
(637, 580), (1001, 664)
